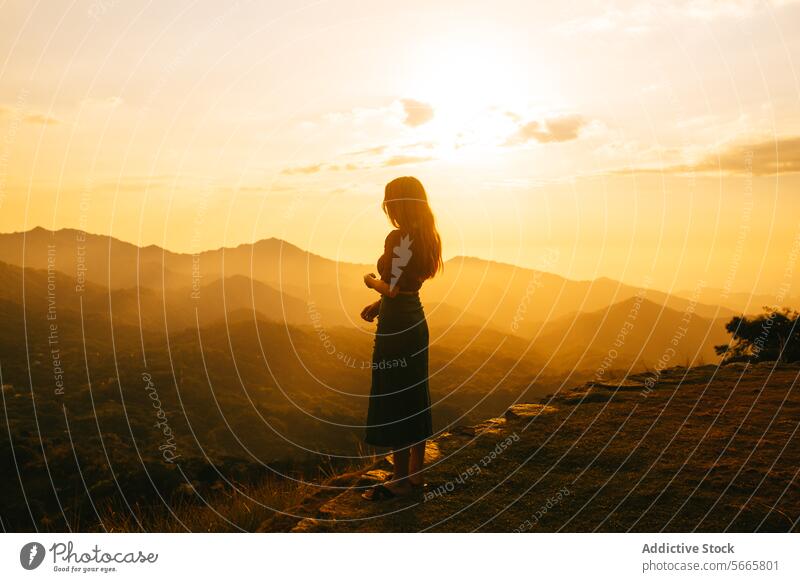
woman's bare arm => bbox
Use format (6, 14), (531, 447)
(363, 273), (399, 298)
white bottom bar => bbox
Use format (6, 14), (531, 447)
(1, 533), (798, 581)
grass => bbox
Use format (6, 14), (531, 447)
(94, 453), (378, 532)
(287, 363), (799, 532)
(84, 363), (799, 532)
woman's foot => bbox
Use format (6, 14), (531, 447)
(362, 480), (414, 501)
(361, 484), (395, 501)
(408, 476), (426, 488)
(387, 472), (425, 488)
(383, 478), (414, 496)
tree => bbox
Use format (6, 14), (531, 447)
(715, 307), (800, 363)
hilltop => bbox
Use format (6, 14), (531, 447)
(257, 362), (799, 533)
(2, 227), (798, 532)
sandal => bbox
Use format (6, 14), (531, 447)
(362, 483), (397, 501)
(385, 473), (427, 489)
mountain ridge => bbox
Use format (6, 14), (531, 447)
(0, 227), (752, 301)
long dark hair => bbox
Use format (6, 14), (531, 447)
(382, 176), (443, 280)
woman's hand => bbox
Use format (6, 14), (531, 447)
(360, 300), (381, 322)
(363, 272), (399, 297)
(363, 272), (378, 289)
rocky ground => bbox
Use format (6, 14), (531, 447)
(257, 362), (799, 532)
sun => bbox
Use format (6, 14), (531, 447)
(403, 31), (527, 156)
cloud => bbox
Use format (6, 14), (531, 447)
(24, 113), (59, 125)
(281, 135), (438, 176)
(382, 155), (434, 167)
(317, 98), (433, 130)
(346, 144), (388, 157)
(400, 99), (434, 127)
(0, 106), (60, 125)
(281, 163), (324, 175)
(329, 163), (361, 171)
(402, 140), (436, 151)
(505, 114), (587, 145)
(280, 152), (434, 176)
(322, 102), (397, 127)
(617, 136), (800, 176)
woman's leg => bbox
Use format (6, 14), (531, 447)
(392, 447), (410, 482)
(408, 440), (426, 485)
(383, 446), (413, 495)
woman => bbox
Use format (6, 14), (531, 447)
(360, 176), (443, 500)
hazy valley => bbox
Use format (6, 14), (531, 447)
(0, 227), (795, 531)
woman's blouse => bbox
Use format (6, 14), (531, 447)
(376, 229), (424, 293)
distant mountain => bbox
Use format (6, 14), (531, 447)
(0, 226), (361, 291)
(0, 226), (188, 289)
(0, 227), (374, 325)
(672, 286), (796, 315)
(0, 228), (738, 338)
(0, 259), (336, 332)
(111, 273), (331, 330)
(535, 296), (730, 372)
(425, 257), (736, 336)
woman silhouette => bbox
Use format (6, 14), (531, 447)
(361, 176), (443, 500)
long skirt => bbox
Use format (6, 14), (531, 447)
(364, 293), (433, 448)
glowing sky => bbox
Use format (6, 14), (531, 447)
(1, 0), (799, 295)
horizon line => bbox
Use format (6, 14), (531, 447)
(0, 224), (536, 271)
(0, 225), (785, 300)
